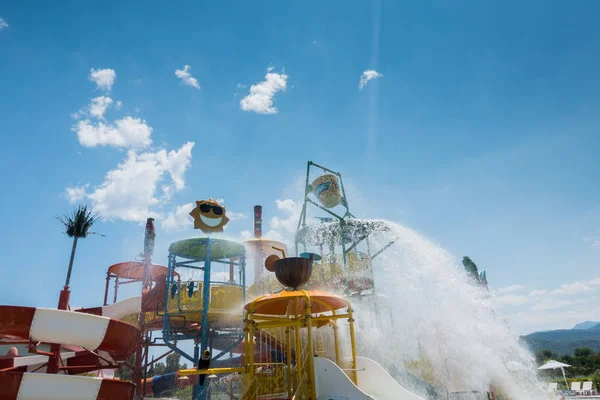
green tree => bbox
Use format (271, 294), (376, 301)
(536, 349), (558, 364)
(166, 352), (181, 374)
(153, 361), (166, 376)
(574, 348), (594, 357)
(57, 205), (102, 287)
(462, 256), (479, 281)
(115, 355), (134, 381)
(592, 371), (600, 391)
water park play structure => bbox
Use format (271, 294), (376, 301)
(0, 161), (501, 399)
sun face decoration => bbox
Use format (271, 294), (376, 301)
(189, 198), (230, 233)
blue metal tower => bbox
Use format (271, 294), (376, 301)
(163, 237), (246, 399)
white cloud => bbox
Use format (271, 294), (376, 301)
(89, 96), (113, 119)
(236, 83), (247, 89)
(115, 101), (123, 110)
(510, 306), (600, 334)
(175, 65), (200, 89)
(525, 278), (600, 299)
(83, 142), (194, 222)
(584, 237), (600, 246)
(493, 294), (529, 307)
(529, 298), (588, 312)
(89, 68), (116, 91)
(265, 199), (303, 248)
(73, 116), (153, 149)
(240, 68), (288, 114)
(72, 96), (113, 120)
(162, 202), (195, 232)
(65, 185), (88, 204)
(496, 285), (524, 294)
(499, 276), (600, 333)
(240, 230), (252, 240)
(150, 141), (194, 191)
(550, 281), (597, 296)
(359, 70), (383, 90)
(528, 289), (548, 297)
(227, 211), (248, 221)
(0, 17), (8, 30)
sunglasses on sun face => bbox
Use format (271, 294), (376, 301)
(200, 204), (223, 215)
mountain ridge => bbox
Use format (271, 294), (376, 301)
(521, 322), (600, 356)
(573, 321), (600, 330)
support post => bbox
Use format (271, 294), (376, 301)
(198, 237), (212, 399)
(304, 293), (316, 398)
(294, 298), (302, 385)
(286, 327), (292, 398)
(46, 286), (71, 374)
(333, 323), (340, 366)
(103, 272), (110, 306)
(348, 306), (358, 385)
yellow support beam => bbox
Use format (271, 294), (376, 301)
(303, 291), (317, 398)
(179, 366), (246, 376)
(348, 307), (358, 386)
(255, 319), (303, 330)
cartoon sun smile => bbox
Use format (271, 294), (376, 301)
(190, 199), (230, 233)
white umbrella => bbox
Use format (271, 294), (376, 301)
(538, 360), (571, 388)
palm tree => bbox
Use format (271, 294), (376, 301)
(57, 204), (102, 287)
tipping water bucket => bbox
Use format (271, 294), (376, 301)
(311, 174), (342, 209)
(273, 257), (313, 289)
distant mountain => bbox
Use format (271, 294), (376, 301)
(521, 323), (600, 356)
(573, 321), (600, 330)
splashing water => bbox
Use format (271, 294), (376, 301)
(304, 219), (551, 399)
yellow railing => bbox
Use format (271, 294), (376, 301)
(241, 375), (261, 400)
(254, 363), (288, 397)
(166, 281), (243, 314)
(292, 373), (309, 400)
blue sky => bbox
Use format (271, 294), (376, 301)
(1, 1), (600, 334)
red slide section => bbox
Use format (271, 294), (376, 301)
(0, 306), (139, 361)
(0, 371), (135, 400)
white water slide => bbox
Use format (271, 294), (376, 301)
(314, 356), (425, 400)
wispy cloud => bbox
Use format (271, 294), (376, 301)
(162, 202), (195, 232)
(65, 185), (88, 204)
(89, 96), (113, 119)
(359, 70), (383, 90)
(227, 211), (248, 221)
(240, 67), (288, 114)
(494, 294), (530, 306)
(175, 65), (200, 89)
(89, 68), (116, 91)
(497, 285), (524, 294)
(498, 276), (600, 333)
(72, 96), (115, 120)
(511, 305), (600, 333)
(0, 17), (8, 30)
(583, 236), (600, 247)
(529, 298), (588, 312)
(528, 289), (548, 297)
